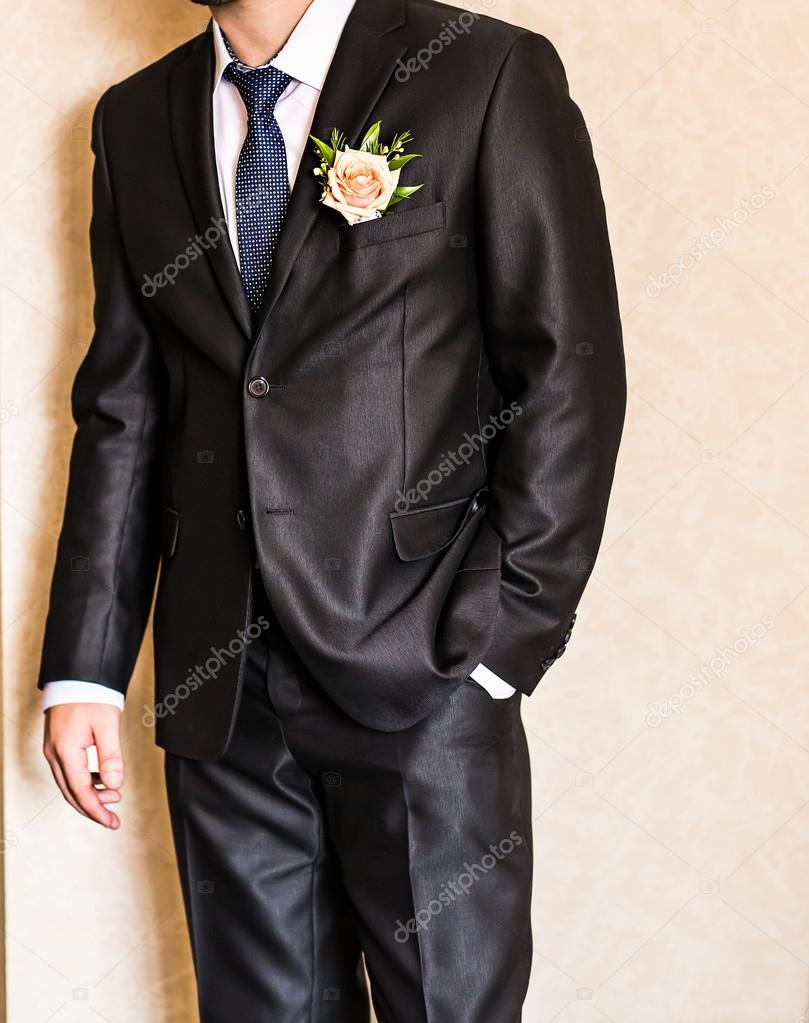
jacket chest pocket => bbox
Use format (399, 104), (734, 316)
(339, 200), (446, 252)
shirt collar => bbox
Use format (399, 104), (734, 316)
(212, 0), (358, 95)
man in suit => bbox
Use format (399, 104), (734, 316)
(39, 0), (626, 1018)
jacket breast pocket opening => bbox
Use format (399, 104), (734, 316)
(161, 506), (179, 560)
(390, 488), (488, 563)
(340, 200), (446, 252)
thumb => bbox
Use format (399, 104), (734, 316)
(93, 714), (124, 790)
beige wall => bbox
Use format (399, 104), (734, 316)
(2, 1), (809, 1020)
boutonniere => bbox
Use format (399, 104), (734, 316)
(310, 120), (423, 226)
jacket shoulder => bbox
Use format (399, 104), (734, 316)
(405, 0), (530, 47)
(98, 31), (207, 112)
(403, 0), (555, 79)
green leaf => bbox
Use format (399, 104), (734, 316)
(309, 134), (335, 166)
(360, 121), (382, 153)
(387, 152), (422, 171)
(385, 183), (424, 210)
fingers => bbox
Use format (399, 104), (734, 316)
(94, 716), (124, 791)
(61, 753), (120, 829)
(43, 705), (124, 829)
(46, 754), (89, 819)
(90, 772), (122, 803)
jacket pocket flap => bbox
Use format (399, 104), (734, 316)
(341, 201), (446, 251)
(390, 489), (487, 563)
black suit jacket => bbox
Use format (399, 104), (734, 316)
(38, 0), (626, 759)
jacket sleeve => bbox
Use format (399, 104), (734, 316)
(477, 32), (626, 694)
(37, 90), (166, 697)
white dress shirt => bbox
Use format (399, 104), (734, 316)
(43, 0), (514, 710)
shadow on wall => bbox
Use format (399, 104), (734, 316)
(16, 1), (208, 1020)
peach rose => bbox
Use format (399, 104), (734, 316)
(322, 148), (401, 226)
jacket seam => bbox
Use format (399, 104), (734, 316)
(474, 29), (533, 177)
(473, 30), (532, 479)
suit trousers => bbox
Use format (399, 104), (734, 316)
(164, 572), (533, 1022)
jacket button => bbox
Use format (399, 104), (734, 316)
(247, 377), (270, 398)
(236, 509), (248, 530)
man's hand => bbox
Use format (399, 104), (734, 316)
(43, 704), (124, 829)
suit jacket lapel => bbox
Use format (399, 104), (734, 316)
(168, 29), (253, 341)
(253, 0), (408, 337)
(166, 0), (408, 346)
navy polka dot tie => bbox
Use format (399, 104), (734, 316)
(222, 57), (292, 315)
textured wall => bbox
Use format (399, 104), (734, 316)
(2, 1), (809, 1021)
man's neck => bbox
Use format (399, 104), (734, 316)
(214, 0), (315, 67)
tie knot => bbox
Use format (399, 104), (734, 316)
(223, 61), (292, 117)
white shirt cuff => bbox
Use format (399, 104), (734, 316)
(42, 681), (125, 712)
(470, 663), (517, 699)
